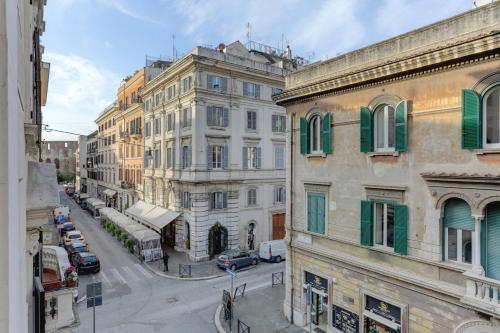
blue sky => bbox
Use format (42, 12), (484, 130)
(42, 0), (473, 140)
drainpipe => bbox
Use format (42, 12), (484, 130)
(289, 112), (295, 324)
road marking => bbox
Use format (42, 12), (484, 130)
(110, 268), (127, 284)
(122, 266), (140, 282)
(99, 270), (112, 287)
(134, 263), (153, 278)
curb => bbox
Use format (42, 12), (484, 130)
(142, 262), (224, 281)
(214, 304), (226, 333)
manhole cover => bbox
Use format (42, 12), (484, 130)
(166, 297), (178, 304)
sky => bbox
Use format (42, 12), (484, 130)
(42, 0), (474, 141)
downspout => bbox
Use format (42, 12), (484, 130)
(289, 112), (295, 324)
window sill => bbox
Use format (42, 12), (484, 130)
(306, 153), (326, 158)
(368, 151), (399, 157)
(373, 244), (395, 254)
(475, 149), (500, 155)
(208, 126), (227, 131)
(272, 131), (286, 135)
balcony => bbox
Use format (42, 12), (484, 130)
(120, 131), (130, 142)
(462, 270), (500, 316)
(130, 127), (142, 139)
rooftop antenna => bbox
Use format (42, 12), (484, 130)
(246, 22), (251, 45)
(281, 33), (284, 52)
(172, 34), (176, 60)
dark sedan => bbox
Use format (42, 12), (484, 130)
(71, 252), (100, 274)
(216, 249), (259, 271)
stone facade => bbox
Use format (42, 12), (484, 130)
(142, 41), (291, 261)
(275, 3), (500, 333)
(41, 141), (78, 180)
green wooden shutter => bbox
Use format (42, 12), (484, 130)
(481, 219), (486, 271)
(360, 107), (373, 153)
(307, 193), (314, 232)
(322, 113), (332, 154)
(394, 204), (408, 255)
(300, 117), (309, 155)
(395, 101), (408, 152)
(462, 89), (482, 149)
(360, 200), (373, 246)
(443, 199), (474, 231)
(486, 203), (500, 280)
(317, 194), (326, 234)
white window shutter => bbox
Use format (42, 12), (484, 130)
(223, 108), (229, 127)
(223, 192), (228, 208)
(255, 84), (260, 98)
(221, 77), (228, 92)
(256, 147), (262, 169)
(222, 144), (228, 169)
(207, 144), (213, 170)
(242, 147), (248, 170)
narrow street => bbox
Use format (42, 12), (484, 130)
(60, 192), (285, 333)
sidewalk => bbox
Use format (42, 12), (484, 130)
(217, 284), (305, 333)
(145, 249), (225, 280)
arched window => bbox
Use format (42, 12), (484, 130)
(374, 105), (395, 151)
(442, 198), (474, 264)
(309, 114), (322, 153)
(247, 222), (256, 250)
(54, 158), (60, 169)
(484, 85), (500, 148)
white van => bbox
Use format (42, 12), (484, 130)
(259, 239), (286, 263)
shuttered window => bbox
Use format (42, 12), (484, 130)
(207, 75), (228, 92)
(209, 191), (228, 210)
(242, 146), (261, 170)
(243, 82), (260, 98)
(207, 106), (229, 127)
(443, 198), (474, 264)
(361, 200), (408, 255)
(207, 144), (228, 170)
(307, 193), (326, 234)
(299, 112), (332, 155)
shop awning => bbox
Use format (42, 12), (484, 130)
(86, 198), (105, 207)
(102, 189), (117, 197)
(79, 193), (90, 199)
(125, 200), (180, 233)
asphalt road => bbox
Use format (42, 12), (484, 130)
(60, 192), (285, 333)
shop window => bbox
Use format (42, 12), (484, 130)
(362, 294), (404, 333)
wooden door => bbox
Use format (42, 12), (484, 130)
(272, 213), (285, 240)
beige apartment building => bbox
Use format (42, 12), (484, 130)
(116, 68), (145, 207)
(137, 42), (299, 261)
(274, 3), (500, 333)
(95, 103), (120, 208)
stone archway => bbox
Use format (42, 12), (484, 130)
(454, 320), (497, 333)
(208, 223), (228, 258)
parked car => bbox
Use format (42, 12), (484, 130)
(216, 249), (259, 271)
(67, 242), (89, 261)
(67, 186), (75, 196)
(61, 222), (76, 234)
(71, 252), (100, 274)
(259, 239), (286, 263)
(64, 230), (85, 247)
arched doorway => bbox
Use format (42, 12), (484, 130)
(247, 222), (256, 250)
(484, 201), (500, 279)
(208, 223), (228, 258)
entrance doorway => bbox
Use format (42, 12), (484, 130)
(311, 290), (328, 328)
(208, 223), (228, 258)
(248, 222), (255, 250)
(272, 213), (285, 240)
(161, 223), (176, 250)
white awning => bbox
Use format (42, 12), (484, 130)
(86, 198), (106, 208)
(102, 189), (117, 197)
(79, 193), (90, 199)
(125, 200), (180, 233)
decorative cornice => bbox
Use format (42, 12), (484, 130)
(275, 33), (500, 107)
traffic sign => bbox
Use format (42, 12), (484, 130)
(86, 282), (102, 298)
(87, 296), (102, 308)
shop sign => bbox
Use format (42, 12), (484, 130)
(305, 271), (328, 291)
(332, 305), (359, 333)
(365, 295), (401, 324)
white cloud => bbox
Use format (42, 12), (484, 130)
(100, 0), (165, 26)
(42, 52), (120, 140)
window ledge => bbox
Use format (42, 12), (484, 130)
(475, 149), (500, 155)
(368, 151), (399, 157)
(306, 153), (326, 158)
(208, 126), (227, 131)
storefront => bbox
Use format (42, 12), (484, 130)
(361, 292), (406, 333)
(304, 271), (329, 331)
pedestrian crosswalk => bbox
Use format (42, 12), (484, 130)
(91, 264), (155, 290)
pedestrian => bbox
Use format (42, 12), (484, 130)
(163, 252), (169, 272)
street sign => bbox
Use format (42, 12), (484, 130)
(86, 282), (103, 333)
(226, 269), (237, 277)
(86, 296), (102, 308)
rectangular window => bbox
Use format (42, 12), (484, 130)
(168, 85), (176, 99)
(373, 202), (394, 249)
(183, 76), (192, 93)
(166, 147), (175, 169)
(207, 106), (229, 127)
(154, 146), (161, 168)
(445, 227), (472, 264)
(243, 146), (261, 170)
(181, 192), (191, 209)
(154, 118), (161, 135)
(307, 192), (326, 234)
(272, 115), (286, 133)
(247, 189), (257, 206)
(182, 146), (191, 169)
(155, 93), (161, 107)
(243, 82), (260, 98)
(247, 111), (257, 130)
(275, 146), (285, 169)
(182, 108), (191, 128)
(210, 191), (227, 209)
(145, 122), (151, 137)
(274, 186), (286, 204)
(212, 145), (222, 169)
(207, 75), (227, 92)
(166, 113), (175, 132)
